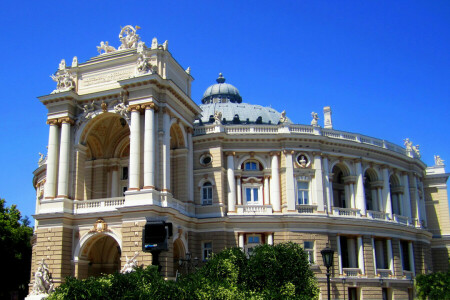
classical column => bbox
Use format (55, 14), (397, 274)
(323, 156), (332, 213)
(143, 103), (156, 189)
(348, 182), (356, 209)
(264, 176), (270, 206)
(337, 235), (343, 275)
(357, 236), (365, 274)
(236, 175), (242, 205)
(187, 127), (194, 201)
(284, 150), (296, 211)
(74, 144), (87, 200)
(408, 242), (415, 275)
(129, 105), (141, 190)
(387, 239), (394, 274)
(226, 152), (236, 212)
(413, 176), (422, 226)
(238, 233), (244, 249)
(270, 152), (281, 212)
(313, 154), (325, 212)
(382, 167), (392, 219)
(355, 160), (366, 215)
(162, 108), (171, 192)
(110, 166), (119, 197)
(57, 117), (73, 198)
(44, 119), (60, 199)
(402, 172), (412, 220)
(267, 233), (274, 245)
(419, 180), (427, 226)
(377, 187), (383, 213)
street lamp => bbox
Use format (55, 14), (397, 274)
(321, 243), (335, 300)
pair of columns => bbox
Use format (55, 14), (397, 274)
(44, 117), (73, 199)
(226, 152), (281, 212)
(128, 103), (157, 191)
(336, 235), (365, 275)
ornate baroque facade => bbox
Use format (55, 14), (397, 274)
(30, 26), (450, 299)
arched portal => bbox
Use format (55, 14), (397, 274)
(77, 113), (130, 200)
(78, 233), (121, 278)
(170, 123), (187, 200)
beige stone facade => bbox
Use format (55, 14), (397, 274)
(30, 26), (450, 299)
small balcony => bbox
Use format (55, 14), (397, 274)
(74, 197), (125, 214)
(296, 204), (318, 214)
(403, 270), (414, 280)
(376, 269), (392, 278)
(236, 205), (272, 215)
(343, 268), (362, 277)
(367, 210), (389, 221)
(393, 214), (410, 225)
(332, 207), (361, 217)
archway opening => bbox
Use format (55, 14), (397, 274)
(83, 234), (121, 278)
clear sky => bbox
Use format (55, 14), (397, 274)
(0, 1), (449, 225)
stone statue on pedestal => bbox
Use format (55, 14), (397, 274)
(311, 112), (319, 127)
(29, 259), (54, 297)
(434, 155), (445, 166)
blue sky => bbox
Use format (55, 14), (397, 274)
(0, 1), (449, 224)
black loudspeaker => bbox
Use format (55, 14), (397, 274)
(142, 221), (173, 252)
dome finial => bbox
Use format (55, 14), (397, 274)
(216, 73), (226, 84)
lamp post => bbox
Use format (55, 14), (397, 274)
(321, 244), (335, 300)
(178, 252), (199, 275)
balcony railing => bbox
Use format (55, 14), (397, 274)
(403, 270), (414, 280)
(393, 214), (410, 225)
(236, 205), (272, 215)
(367, 210), (389, 221)
(74, 197), (125, 214)
(332, 207), (361, 217)
(377, 269), (392, 278)
(343, 268), (362, 277)
(296, 204), (318, 214)
(193, 124), (409, 156)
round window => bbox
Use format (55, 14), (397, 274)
(296, 154), (310, 168)
(200, 154), (212, 166)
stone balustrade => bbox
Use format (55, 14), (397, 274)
(333, 207), (361, 217)
(376, 269), (392, 278)
(236, 205), (272, 215)
(343, 268), (362, 277)
(296, 204), (318, 214)
(74, 197), (125, 214)
(194, 124), (408, 156)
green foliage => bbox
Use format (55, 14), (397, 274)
(0, 199), (33, 299)
(49, 243), (319, 300)
(416, 270), (450, 300)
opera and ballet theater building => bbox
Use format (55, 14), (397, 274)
(30, 26), (450, 299)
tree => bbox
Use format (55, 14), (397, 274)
(415, 270), (450, 300)
(0, 199), (33, 299)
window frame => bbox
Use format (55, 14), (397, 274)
(201, 181), (213, 206)
(296, 176), (311, 205)
(202, 241), (213, 261)
(303, 241), (315, 264)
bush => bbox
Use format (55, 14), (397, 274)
(416, 270), (450, 300)
(48, 243), (319, 300)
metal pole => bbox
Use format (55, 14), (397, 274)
(327, 267), (331, 300)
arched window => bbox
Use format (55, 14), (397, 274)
(390, 176), (402, 215)
(364, 170), (378, 211)
(201, 182), (213, 205)
(244, 160), (260, 171)
(332, 165), (347, 208)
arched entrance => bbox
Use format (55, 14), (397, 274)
(77, 233), (121, 278)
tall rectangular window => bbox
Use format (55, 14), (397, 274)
(303, 241), (314, 264)
(202, 241), (213, 261)
(122, 166), (128, 180)
(245, 187), (259, 204)
(400, 241), (411, 271)
(297, 181), (309, 205)
(201, 182), (213, 205)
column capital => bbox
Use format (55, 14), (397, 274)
(46, 118), (59, 126)
(283, 149), (294, 155)
(59, 117), (75, 125)
(225, 151), (236, 156)
(381, 164), (390, 170)
(353, 158), (363, 164)
(127, 104), (142, 112)
(186, 127), (194, 134)
(269, 151), (280, 156)
(143, 102), (159, 112)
